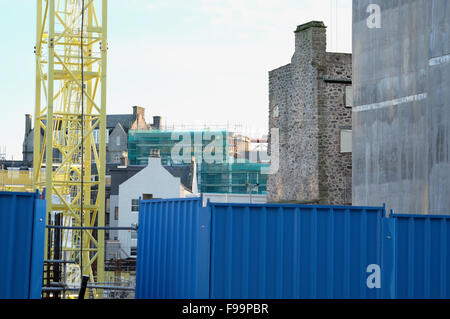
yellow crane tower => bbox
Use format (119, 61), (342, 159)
(33, 0), (107, 298)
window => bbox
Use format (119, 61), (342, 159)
(114, 207), (119, 220)
(340, 130), (352, 153)
(93, 129), (110, 144)
(130, 247), (137, 257)
(273, 105), (279, 118)
(345, 86), (353, 107)
(131, 199), (139, 212)
(142, 194), (153, 200)
(116, 136), (121, 146)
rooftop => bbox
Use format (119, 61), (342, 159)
(294, 21), (326, 33)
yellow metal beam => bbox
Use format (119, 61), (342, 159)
(33, 0), (43, 192)
(33, 0), (107, 299)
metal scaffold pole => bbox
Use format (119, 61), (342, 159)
(33, 0), (107, 299)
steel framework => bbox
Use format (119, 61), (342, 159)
(33, 0), (107, 298)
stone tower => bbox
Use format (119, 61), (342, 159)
(268, 21), (353, 204)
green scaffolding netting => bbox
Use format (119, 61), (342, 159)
(128, 130), (268, 194)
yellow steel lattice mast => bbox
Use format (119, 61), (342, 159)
(34, 0), (107, 298)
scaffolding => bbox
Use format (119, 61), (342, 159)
(128, 130), (267, 194)
(128, 130), (233, 165)
(33, 0), (108, 298)
(199, 161), (268, 195)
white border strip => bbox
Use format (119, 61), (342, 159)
(353, 93), (428, 112)
(429, 54), (450, 66)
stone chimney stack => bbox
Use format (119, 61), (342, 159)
(148, 148), (162, 167)
(25, 114), (32, 137)
(131, 106), (148, 130)
(133, 106), (145, 121)
(153, 116), (162, 130)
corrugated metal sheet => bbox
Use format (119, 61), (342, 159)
(384, 213), (450, 299)
(209, 203), (385, 299)
(136, 197), (210, 299)
(0, 192), (46, 299)
(136, 198), (450, 299)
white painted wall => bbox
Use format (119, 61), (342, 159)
(118, 157), (191, 258)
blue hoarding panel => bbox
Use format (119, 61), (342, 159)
(0, 192), (46, 299)
(136, 198), (450, 299)
(390, 214), (450, 299)
(30, 198), (47, 299)
(209, 203), (385, 299)
(136, 197), (210, 299)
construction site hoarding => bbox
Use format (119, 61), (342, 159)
(0, 191), (46, 299)
(136, 197), (450, 299)
(383, 213), (450, 299)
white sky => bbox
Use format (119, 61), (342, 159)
(0, 0), (352, 160)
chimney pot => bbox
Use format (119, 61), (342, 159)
(133, 106), (145, 120)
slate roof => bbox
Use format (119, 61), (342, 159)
(106, 163), (194, 195)
(27, 113), (136, 138)
(107, 165), (146, 195)
(107, 114), (135, 133)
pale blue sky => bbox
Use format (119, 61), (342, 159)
(0, 0), (352, 160)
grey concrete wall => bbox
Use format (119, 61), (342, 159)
(353, 0), (450, 214)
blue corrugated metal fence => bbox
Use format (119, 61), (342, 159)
(0, 192), (46, 299)
(136, 197), (210, 298)
(136, 197), (450, 299)
(209, 203), (384, 299)
(383, 213), (450, 299)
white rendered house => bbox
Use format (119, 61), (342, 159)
(117, 155), (197, 258)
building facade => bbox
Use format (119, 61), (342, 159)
(116, 155), (196, 258)
(353, 1), (450, 214)
(22, 106), (162, 165)
(128, 130), (268, 194)
(268, 21), (353, 205)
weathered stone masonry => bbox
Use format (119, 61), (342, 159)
(268, 21), (352, 205)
